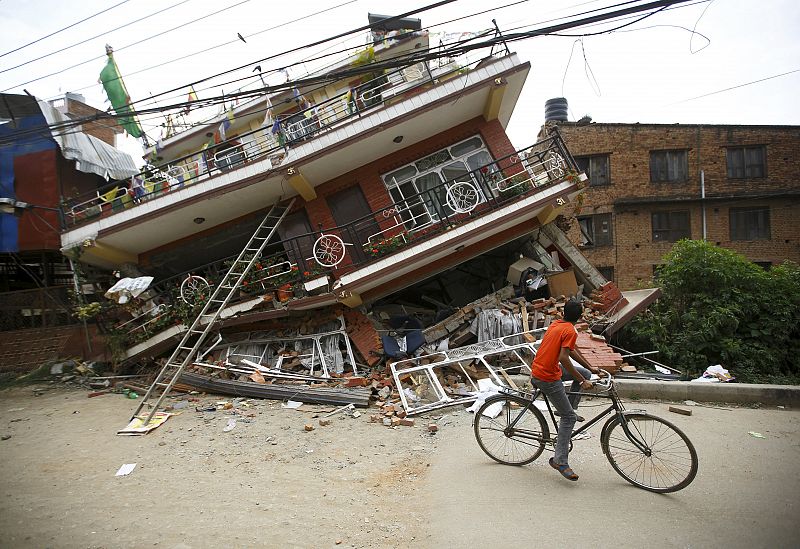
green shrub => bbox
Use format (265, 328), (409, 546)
(621, 240), (800, 384)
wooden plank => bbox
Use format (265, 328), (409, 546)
(669, 406), (692, 416)
(497, 367), (519, 390)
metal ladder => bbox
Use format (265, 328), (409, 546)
(129, 198), (296, 426)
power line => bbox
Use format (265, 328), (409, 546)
(670, 68), (800, 104)
(0, 0), (191, 76)
(1, 0), (700, 147)
(0, 0), (131, 59)
(1, 0), (254, 93)
(46, 0), (361, 100)
(123, 0), (463, 111)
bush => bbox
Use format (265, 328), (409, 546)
(621, 240), (800, 383)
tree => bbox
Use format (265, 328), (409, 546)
(622, 240), (800, 383)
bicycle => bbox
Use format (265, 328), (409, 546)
(472, 370), (698, 493)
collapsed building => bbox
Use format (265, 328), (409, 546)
(2, 15), (659, 427)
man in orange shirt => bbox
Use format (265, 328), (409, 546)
(531, 300), (599, 481)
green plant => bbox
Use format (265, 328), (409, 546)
(363, 233), (408, 259)
(498, 173), (533, 198)
(620, 240), (800, 384)
(74, 301), (103, 320)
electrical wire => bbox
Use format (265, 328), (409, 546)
(0, 0), (131, 59)
(123, 0), (463, 111)
(46, 0), (361, 99)
(1, 0), (253, 92)
(1, 0), (701, 146)
(669, 68), (800, 104)
(0, 1), (193, 76)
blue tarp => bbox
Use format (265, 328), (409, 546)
(0, 105), (57, 252)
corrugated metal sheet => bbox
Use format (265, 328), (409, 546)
(37, 100), (139, 181)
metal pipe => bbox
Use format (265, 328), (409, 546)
(700, 170), (707, 240)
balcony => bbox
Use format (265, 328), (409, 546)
(59, 52), (530, 266)
(102, 131), (585, 358)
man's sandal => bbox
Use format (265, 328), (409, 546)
(549, 457), (579, 481)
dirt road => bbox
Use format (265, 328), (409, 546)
(1, 385), (799, 548)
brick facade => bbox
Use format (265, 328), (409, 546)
(61, 98), (123, 146)
(551, 122), (800, 289)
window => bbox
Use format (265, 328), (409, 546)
(754, 261), (772, 271)
(382, 135), (495, 230)
(652, 264), (664, 281)
(650, 150), (688, 182)
(726, 146), (766, 179)
(575, 155), (610, 186)
(577, 213), (613, 247)
(597, 266), (615, 282)
(652, 211), (690, 242)
(730, 207), (770, 240)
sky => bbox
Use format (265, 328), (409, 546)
(1, 0), (799, 165)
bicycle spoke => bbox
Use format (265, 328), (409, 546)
(603, 414), (698, 493)
(473, 395), (548, 466)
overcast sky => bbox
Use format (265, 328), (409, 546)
(1, 0), (798, 164)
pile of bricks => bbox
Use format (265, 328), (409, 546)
(588, 281), (628, 314)
(574, 323), (626, 374)
(342, 308), (382, 367)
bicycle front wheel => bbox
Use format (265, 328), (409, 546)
(602, 412), (698, 493)
(473, 394), (549, 466)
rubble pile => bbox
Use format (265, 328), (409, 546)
(422, 286), (618, 347)
(588, 281), (628, 314)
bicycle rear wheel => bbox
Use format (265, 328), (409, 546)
(602, 412), (698, 493)
(473, 394), (549, 465)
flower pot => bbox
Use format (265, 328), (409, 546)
(277, 283), (294, 302)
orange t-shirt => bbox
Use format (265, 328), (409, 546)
(531, 320), (577, 382)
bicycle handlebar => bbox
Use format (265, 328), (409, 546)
(592, 368), (613, 391)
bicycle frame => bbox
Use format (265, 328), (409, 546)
(527, 384), (653, 455)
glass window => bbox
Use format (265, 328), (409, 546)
(384, 165), (417, 185)
(382, 135), (495, 229)
(727, 146), (766, 179)
(415, 150), (451, 172)
(575, 155), (610, 186)
(466, 150), (493, 172)
(597, 266), (614, 282)
(730, 207), (770, 240)
(577, 213), (612, 247)
(450, 137), (483, 157)
(652, 211), (690, 242)
(650, 150), (688, 182)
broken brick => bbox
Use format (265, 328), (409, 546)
(344, 376), (368, 387)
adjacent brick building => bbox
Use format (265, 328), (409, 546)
(544, 121), (800, 289)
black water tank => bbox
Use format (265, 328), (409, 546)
(544, 97), (569, 122)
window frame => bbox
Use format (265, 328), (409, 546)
(729, 206), (771, 241)
(597, 266), (615, 282)
(381, 135), (495, 230)
(649, 149), (689, 183)
(577, 212), (613, 247)
(574, 154), (611, 186)
(726, 145), (766, 179)
(651, 210), (691, 243)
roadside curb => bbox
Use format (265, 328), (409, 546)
(614, 379), (799, 407)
